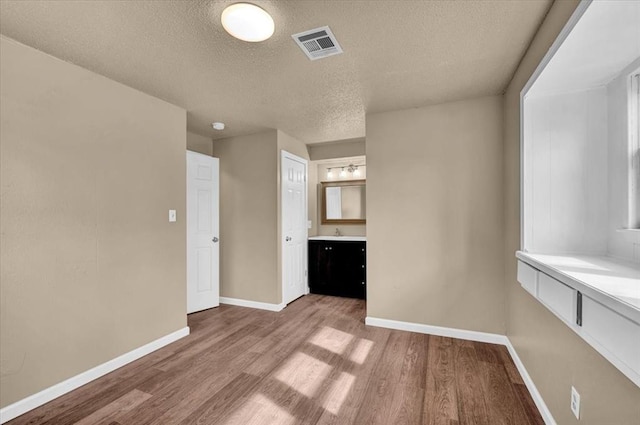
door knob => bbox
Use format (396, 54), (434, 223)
(212, 237), (219, 243)
(285, 236), (292, 241)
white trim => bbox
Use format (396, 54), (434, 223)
(0, 327), (190, 424)
(629, 69), (640, 229)
(365, 317), (556, 425)
(365, 316), (509, 345)
(519, 0), (593, 251)
(505, 339), (557, 425)
(220, 296), (285, 312)
(520, 82), (526, 250)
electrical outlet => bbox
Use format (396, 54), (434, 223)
(571, 386), (580, 420)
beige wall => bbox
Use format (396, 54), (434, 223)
(187, 131), (213, 156)
(277, 130), (310, 164)
(366, 96), (505, 334)
(308, 162), (319, 236)
(0, 37), (187, 407)
(212, 130), (310, 305)
(503, 1), (640, 423)
(308, 138), (365, 161)
(212, 131), (279, 304)
(308, 163), (320, 237)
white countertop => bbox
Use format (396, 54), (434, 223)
(516, 251), (640, 323)
(308, 236), (366, 242)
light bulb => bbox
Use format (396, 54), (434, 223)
(327, 169), (333, 179)
(340, 167), (346, 178)
(353, 167), (360, 177)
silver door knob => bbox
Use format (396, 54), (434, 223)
(285, 236), (292, 241)
(212, 237), (219, 243)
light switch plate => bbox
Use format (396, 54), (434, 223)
(307, 220), (312, 229)
(169, 209), (177, 223)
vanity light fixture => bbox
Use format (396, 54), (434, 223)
(326, 163), (365, 180)
(221, 3), (275, 42)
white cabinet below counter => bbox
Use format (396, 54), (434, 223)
(516, 252), (640, 387)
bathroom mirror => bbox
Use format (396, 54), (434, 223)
(321, 180), (366, 224)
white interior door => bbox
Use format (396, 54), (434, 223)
(187, 151), (219, 313)
(282, 151), (308, 305)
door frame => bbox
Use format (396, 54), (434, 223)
(280, 150), (309, 306)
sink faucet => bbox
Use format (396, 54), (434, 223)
(335, 228), (341, 236)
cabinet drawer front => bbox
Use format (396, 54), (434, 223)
(517, 260), (538, 296)
(537, 272), (575, 325)
(582, 297), (640, 375)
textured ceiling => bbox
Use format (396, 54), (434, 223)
(0, 0), (552, 143)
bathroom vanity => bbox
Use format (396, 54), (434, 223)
(308, 236), (366, 299)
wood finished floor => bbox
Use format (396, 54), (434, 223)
(8, 295), (544, 425)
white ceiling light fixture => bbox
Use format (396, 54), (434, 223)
(221, 3), (275, 42)
(212, 122), (225, 130)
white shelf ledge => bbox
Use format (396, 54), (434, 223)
(516, 251), (640, 324)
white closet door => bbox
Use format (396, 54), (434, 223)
(282, 151), (308, 305)
(187, 151), (219, 313)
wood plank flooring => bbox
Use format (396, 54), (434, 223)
(7, 295), (543, 425)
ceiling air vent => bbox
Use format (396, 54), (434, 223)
(292, 26), (343, 61)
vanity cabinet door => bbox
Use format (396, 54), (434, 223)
(309, 241), (334, 296)
(332, 242), (366, 299)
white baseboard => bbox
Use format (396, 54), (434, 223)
(505, 339), (556, 425)
(365, 316), (509, 345)
(365, 316), (555, 425)
(0, 326), (190, 424)
(220, 297), (285, 312)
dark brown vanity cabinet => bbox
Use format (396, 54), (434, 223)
(308, 240), (366, 299)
